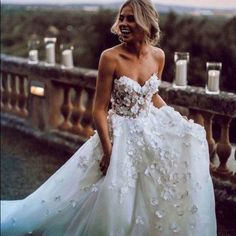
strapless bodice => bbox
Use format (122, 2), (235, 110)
(110, 74), (160, 118)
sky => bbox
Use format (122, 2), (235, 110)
(1, 0), (236, 9)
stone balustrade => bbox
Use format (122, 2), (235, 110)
(1, 54), (236, 184)
(1, 54), (97, 140)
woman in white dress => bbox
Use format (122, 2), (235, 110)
(1, 0), (217, 235)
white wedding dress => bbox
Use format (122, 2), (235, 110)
(1, 74), (216, 236)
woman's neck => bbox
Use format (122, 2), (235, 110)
(122, 41), (150, 58)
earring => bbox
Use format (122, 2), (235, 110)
(118, 35), (124, 43)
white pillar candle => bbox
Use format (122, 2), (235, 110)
(62, 49), (73, 68)
(175, 59), (187, 86)
(208, 70), (220, 92)
(28, 49), (38, 63)
(45, 43), (55, 65)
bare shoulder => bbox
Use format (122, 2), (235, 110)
(100, 45), (122, 62)
(151, 46), (165, 78)
(98, 46), (123, 78)
(151, 46), (165, 61)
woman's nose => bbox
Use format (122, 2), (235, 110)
(120, 17), (128, 26)
(120, 22), (127, 27)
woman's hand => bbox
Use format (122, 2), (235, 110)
(99, 143), (112, 176)
(99, 154), (111, 176)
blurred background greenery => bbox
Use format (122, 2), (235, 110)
(1, 5), (236, 93)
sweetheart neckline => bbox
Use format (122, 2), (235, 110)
(115, 73), (159, 88)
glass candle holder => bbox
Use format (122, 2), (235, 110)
(28, 39), (40, 64)
(173, 52), (190, 88)
(205, 62), (222, 95)
(44, 37), (57, 66)
(60, 44), (74, 69)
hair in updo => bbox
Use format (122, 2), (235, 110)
(111, 0), (161, 45)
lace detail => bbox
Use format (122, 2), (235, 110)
(111, 74), (160, 118)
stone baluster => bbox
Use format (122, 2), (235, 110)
(2, 72), (12, 112)
(80, 88), (95, 137)
(18, 76), (28, 117)
(216, 115), (232, 179)
(1, 72), (8, 110)
(59, 85), (73, 131)
(9, 74), (19, 114)
(201, 111), (216, 159)
(70, 86), (83, 134)
(0, 72), (3, 109)
(232, 170), (236, 183)
(188, 108), (204, 126)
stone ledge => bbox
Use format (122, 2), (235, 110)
(159, 82), (236, 117)
(0, 54), (97, 89)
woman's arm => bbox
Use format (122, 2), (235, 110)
(152, 94), (166, 108)
(152, 48), (167, 108)
(92, 49), (116, 175)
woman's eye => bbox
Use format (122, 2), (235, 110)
(119, 16), (124, 21)
(127, 16), (135, 22)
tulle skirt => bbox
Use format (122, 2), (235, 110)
(1, 105), (217, 236)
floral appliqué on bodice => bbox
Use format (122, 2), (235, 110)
(106, 74), (210, 234)
(110, 74), (160, 118)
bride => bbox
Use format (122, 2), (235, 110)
(1, 0), (216, 235)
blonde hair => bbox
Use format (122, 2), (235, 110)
(111, 0), (161, 45)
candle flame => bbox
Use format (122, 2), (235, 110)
(30, 86), (45, 97)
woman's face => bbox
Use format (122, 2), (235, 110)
(118, 5), (145, 43)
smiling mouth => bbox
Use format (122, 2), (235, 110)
(120, 28), (131, 35)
